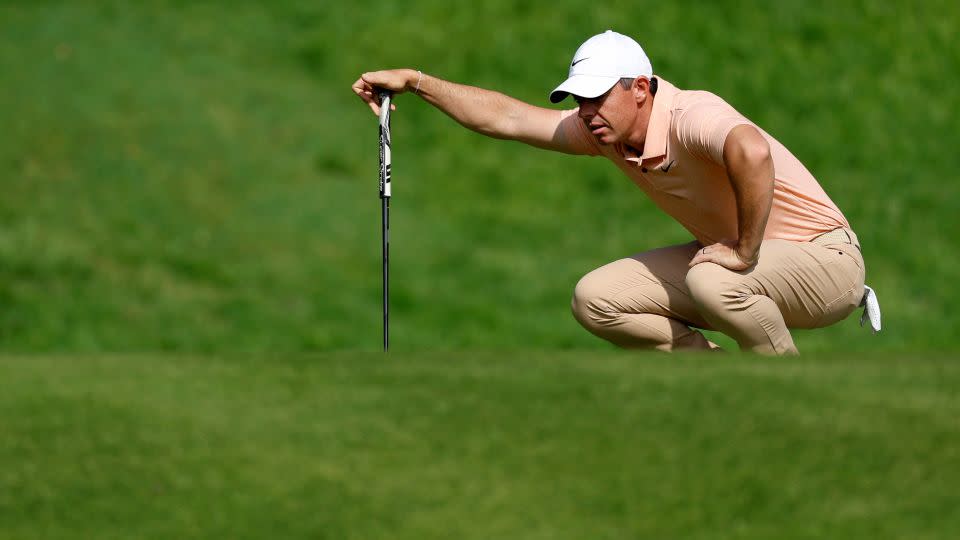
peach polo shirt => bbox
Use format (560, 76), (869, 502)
(560, 78), (850, 245)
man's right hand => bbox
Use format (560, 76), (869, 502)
(351, 69), (417, 116)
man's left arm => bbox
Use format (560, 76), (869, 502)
(689, 124), (774, 270)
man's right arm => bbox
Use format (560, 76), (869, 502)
(352, 69), (580, 154)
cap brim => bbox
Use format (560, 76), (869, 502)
(549, 74), (620, 104)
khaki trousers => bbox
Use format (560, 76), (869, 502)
(571, 229), (865, 355)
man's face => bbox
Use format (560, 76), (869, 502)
(575, 81), (638, 146)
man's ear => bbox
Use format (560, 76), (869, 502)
(634, 77), (650, 102)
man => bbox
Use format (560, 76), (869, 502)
(352, 30), (878, 355)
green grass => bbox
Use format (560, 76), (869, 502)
(2, 352), (958, 539)
(0, 0), (958, 352)
(2, 5), (957, 535)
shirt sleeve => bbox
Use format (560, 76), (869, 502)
(557, 108), (602, 156)
(673, 99), (753, 165)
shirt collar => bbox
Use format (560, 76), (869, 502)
(621, 77), (680, 164)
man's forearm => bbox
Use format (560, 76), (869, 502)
(413, 71), (526, 139)
(731, 165), (773, 263)
(724, 126), (774, 264)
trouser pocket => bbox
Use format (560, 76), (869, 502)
(813, 246), (865, 328)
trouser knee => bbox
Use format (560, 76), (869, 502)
(570, 273), (618, 332)
(684, 263), (736, 316)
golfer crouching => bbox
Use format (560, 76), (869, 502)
(352, 30), (880, 355)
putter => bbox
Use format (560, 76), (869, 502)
(377, 91), (392, 351)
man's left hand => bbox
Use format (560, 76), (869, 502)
(689, 241), (756, 271)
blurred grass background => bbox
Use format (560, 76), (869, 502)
(1, 0), (958, 352)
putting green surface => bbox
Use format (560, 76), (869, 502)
(2, 353), (958, 539)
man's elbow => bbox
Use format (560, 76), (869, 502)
(726, 126), (772, 170)
(742, 138), (772, 169)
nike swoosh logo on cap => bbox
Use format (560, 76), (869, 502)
(571, 57), (590, 67)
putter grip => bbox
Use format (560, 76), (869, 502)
(378, 90), (392, 199)
(377, 91), (392, 124)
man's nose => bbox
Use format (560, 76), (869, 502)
(578, 103), (596, 120)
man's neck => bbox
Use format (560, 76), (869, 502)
(625, 92), (654, 155)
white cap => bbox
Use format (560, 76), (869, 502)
(549, 30), (653, 104)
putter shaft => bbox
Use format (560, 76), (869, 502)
(378, 92), (392, 351)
